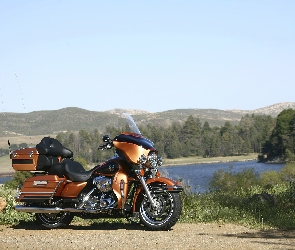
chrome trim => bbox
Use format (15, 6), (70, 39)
(33, 180), (48, 186)
(50, 180), (66, 201)
(163, 186), (183, 192)
(20, 192), (54, 194)
(78, 188), (96, 209)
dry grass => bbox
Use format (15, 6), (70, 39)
(0, 135), (50, 148)
(162, 153), (258, 166)
(0, 155), (13, 173)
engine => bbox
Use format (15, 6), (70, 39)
(93, 176), (112, 192)
(78, 176), (117, 211)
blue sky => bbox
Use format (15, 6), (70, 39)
(0, 0), (294, 113)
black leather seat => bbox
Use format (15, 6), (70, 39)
(62, 159), (93, 182)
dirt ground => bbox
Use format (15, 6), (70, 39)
(0, 222), (294, 250)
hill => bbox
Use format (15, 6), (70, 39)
(0, 102), (294, 137)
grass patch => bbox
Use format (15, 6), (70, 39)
(180, 183), (295, 230)
(162, 153), (258, 166)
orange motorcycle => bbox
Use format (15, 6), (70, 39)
(10, 113), (183, 230)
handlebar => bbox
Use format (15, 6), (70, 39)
(98, 135), (113, 150)
(98, 143), (113, 150)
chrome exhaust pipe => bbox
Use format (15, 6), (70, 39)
(15, 205), (86, 214)
(15, 204), (114, 214)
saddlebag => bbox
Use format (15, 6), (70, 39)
(16, 175), (67, 203)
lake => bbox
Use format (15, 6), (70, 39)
(0, 160), (285, 193)
(161, 160), (285, 193)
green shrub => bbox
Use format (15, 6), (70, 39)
(4, 171), (33, 189)
(183, 163), (295, 229)
(279, 162), (295, 182)
(0, 186), (34, 225)
(260, 171), (283, 189)
(180, 182), (295, 229)
(209, 167), (260, 193)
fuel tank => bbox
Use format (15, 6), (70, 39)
(93, 160), (120, 175)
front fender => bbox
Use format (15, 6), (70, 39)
(145, 177), (183, 192)
(132, 176), (183, 212)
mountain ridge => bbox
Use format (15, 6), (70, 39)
(0, 102), (294, 137)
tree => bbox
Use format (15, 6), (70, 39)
(180, 116), (202, 156)
(164, 128), (182, 158)
(289, 113), (295, 155)
(264, 109), (295, 159)
(220, 122), (235, 156)
(201, 121), (212, 157)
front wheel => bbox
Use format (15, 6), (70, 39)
(35, 212), (74, 229)
(138, 190), (182, 230)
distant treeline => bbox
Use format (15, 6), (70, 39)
(2, 109), (295, 164)
(54, 109), (295, 164)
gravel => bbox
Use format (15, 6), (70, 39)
(0, 222), (294, 250)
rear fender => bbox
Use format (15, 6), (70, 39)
(132, 177), (183, 212)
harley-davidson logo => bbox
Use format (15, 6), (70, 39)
(33, 180), (48, 186)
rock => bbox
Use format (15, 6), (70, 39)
(0, 197), (7, 212)
(251, 192), (275, 206)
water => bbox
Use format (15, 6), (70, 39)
(0, 161), (285, 193)
(0, 175), (13, 185)
(161, 161), (285, 193)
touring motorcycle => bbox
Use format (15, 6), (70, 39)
(9, 113), (183, 230)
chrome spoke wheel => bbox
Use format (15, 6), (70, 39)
(35, 212), (74, 229)
(139, 190), (182, 230)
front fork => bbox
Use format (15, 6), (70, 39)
(135, 170), (156, 207)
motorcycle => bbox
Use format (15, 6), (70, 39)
(9, 113), (183, 230)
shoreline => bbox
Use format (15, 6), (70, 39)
(162, 157), (258, 167)
(161, 153), (259, 167)
(0, 172), (14, 177)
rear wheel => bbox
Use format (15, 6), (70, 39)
(35, 212), (74, 229)
(138, 190), (182, 231)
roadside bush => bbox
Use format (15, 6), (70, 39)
(0, 186), (33, 225)
(209, 167), (260, 193)
(181, 163), (295, 229)
(180, 182), (295, 229)
(279, 162), (295, 182)
(259, 171), (283, 189)
(4, 171), (33, 190)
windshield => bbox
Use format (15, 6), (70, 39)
(122, 113), (141, 135)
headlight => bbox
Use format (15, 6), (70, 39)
(147, 152), (159, 168)
(138, 154), (147, 165)
(138, 152), (162, 169)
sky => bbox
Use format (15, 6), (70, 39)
(0, 0), (294, 113)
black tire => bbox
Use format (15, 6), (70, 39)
(35, 212), (74, 229)
(138, 190), (182, 231)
